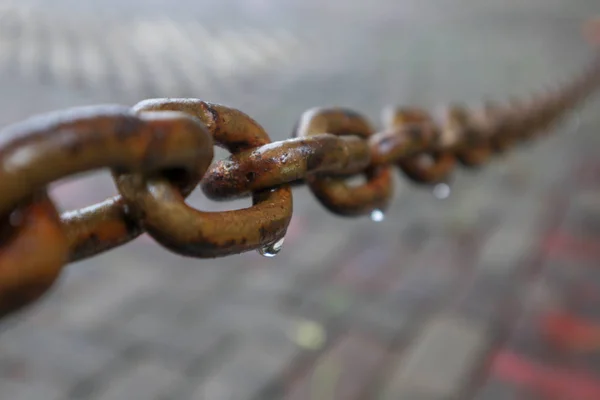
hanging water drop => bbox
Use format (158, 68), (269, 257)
(370, 209), (385, 222)
(432, 183), (451, 199)
(9, 209), (23, 227)
(258, 237), (285, 258)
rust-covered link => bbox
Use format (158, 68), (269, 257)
(0, 106), (214, 262)
(444, 106), (493, 168)
(0, 25), (598, 316)
(294, 108), (394, 216)
(115, 98), (293, 258)
(201, 134), (370, 200)
(478, 102), (518, 153)
(383, 108), (457, 184)
(0, 193), (68, 317)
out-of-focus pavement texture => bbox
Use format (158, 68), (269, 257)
(1, 0), (600, 399)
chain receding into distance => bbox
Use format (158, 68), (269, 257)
(1, 26), (600, 318)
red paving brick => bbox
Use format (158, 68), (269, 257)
(543, 233), (600, 262)
(539, 310), (600, 353)
(489, 350), (600, 400)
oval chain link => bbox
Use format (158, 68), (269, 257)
(0, 193), (68, 317)
(115, 98), (293, 258)
(294, 108), (394, 216)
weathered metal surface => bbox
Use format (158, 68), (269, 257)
(201, 134), (371, 200)
(0, 106), (214, 262)
(295, 108), (394, 215)
(384, 108), (457, 184)
(0, 193), (67, 317)
(116, 99), (293, 257)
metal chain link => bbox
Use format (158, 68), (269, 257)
(1, 49), (599, 318)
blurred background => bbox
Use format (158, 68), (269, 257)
(1, 0), (600, 399)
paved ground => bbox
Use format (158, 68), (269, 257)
(1, 0), (600, 399)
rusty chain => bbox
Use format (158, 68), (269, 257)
(1, 43), (600, 319)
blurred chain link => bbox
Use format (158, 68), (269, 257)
(0, 34), (599, 317)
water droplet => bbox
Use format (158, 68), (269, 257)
(258, 237), (285, 257)
(9, 210), (23, 227)
(432, 183), (451, 199)
(369, 209), (385, 222)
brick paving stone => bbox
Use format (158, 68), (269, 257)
(576, 159), (600, 190)
(0, 326), (120, 387)
(561, 190), (600, 236)
(89, 356), (187, 400)
(378, 392), (446, 400)
(102, 308), (227, 362)
(387, 262), (459, 312)
(0, 290), (71, 334)
(486, 350), (600, 400)
(285, 333), (388, 400)
(281, 230), (406, 324)
(205, 302), (302, 335)
(538, 260), (600, 320)
(333, 242), (404, 294)
(189, 341), (299, 400)
(398, 219), (433, 250)
(290, 283), (361, 323)
(187, 307), (306, 400)
(505, 293), (600, 375)
(472, 378), (535, 400)
(478, 221), (541, 275)
(278, 234), (366, 312)
(283, 217), (416, 307)
(543, 231), (600, 264)
(350, 300), (412, 343)
(0, 378), (64, 400)
(53, 256), (164, 331)
(379, 313), (491, 400)
(386, 239), (463, 311)
(499, 311), (565, 375)
(454, 272), (522, 325)
(150, 262), (240, 306)
(224, 267), (298, 306)
(282, 213), (360, 274)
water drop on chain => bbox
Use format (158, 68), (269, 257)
(369, 209), (385, 222)
(432, 183), (451, 199)
(9, 209), (23, 227)
(258, 237), (285, 258)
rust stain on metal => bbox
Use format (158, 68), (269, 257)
(0, 105), (214, 262)
(116, 99), (293, 257)
(384, 108), (457, 184)
(295, 108), (394, 216)
(0, 193), (68, 317)
(202, 135), (370, 200)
